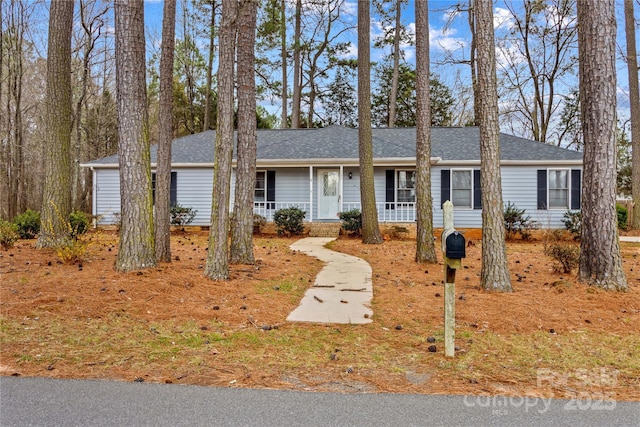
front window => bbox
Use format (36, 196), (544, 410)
(397, 170), (416, 203)
(548, 169), (569, 208)
(255, 171), (266, 203)
(452, 170), (472, 208)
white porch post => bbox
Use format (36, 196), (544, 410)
(91, 167), (97, 227)
(309, 166), (313, 222)
(339, 165), (344, 214)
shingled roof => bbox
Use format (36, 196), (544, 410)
(86, 125), (583, 166)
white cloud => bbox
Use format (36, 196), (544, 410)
(493, 7), (513, 30)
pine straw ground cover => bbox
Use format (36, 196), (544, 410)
(1, 229), (639, 401)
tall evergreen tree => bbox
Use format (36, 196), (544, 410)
(414, 0), (436, 263)
(358, 0), (383, 244)
(475, 0), (512, 292)
(230, 0), (258, 265)
(155, 0), (177, 263)
(204, 0), (237, 280)
(114, 0), (156, 272)
(577, 0), (627, 290)
(624, 0), (640, 229)
(37, 0), (74, 249)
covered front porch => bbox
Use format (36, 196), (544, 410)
(252, 164), (417, 223)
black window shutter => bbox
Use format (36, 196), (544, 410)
(267, 170), (276, 209)
(570, 169), (581, 210)
(152, 172), (156, 203)
(385, 170), (395, 209)
(473, 169), (482, 210)
(537, 170), (547, 209)
(441, 170), (450, 208)
(170, 172), (177, 207)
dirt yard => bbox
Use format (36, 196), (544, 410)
(1, 228), (639, 400)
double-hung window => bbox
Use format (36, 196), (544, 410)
(396, 170), (416, 204)
(451, 169), (473, 208)
(255, 171), (266, 205)
(548, 169), (569, 209)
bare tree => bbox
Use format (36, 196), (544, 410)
(497, 0), (577, 144)
(230, 0), (258, 265)
(37, 0), (74, 249)
(414, 0), (436, 263)
(576, 0), (627, 290)
(72, 0), (109, 213)
(358, 0), (383, 244)
(114, 0), (156, 272)
(204, 0), (237, 280)
(155, 0), (177, 263)
(475, 0), (512, 292)
(624, 0), (640, 229)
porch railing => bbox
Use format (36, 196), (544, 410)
(253, 202), (310, 222)
(254, 201), (416, 223)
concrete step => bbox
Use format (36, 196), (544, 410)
(308, 222), (342, 237)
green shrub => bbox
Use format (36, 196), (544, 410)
(338, 209), (362, 235)
(616, 204), (628, 230)
(273, 207), (305, 236)
(546, 243), (580, 274)
(562, 211), (581, 241)
(170, 204), (197, 227)
(0, 221), (20, 250)
(69, 211), (90, 239)
(13, 209), (40, 239)
(503, 202), (538, 240)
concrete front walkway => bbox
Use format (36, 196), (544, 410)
(287, 237), (373, 324)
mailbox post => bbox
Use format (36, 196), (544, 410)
(441, 201), (465, 357)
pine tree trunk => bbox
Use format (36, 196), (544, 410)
(230, 0), (257, 265)
(388, 0), (401, 128)
(114, 0), (156, 272)
(624, 0), (640, 230)
(280, 0), (288, 128)
(155, 0), (177, 263)
(577, 0), (627, 290)
(415, 0), (437, 263)
(205, 0), (237, 280)
(37, 0), (74, 249)
(358, 0), (383, 244)
(203, 1), (216, 132)
(475, 0), (512, 292)
(291, 0), (302, 128)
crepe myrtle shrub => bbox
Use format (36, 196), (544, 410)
(170, 204), (197, 227)
(338, 209), (362, 235)
(273, 207), (305, 236)
(546, 243), (580, 274)
(0, 221), (20, 250)
(503, 202), (538, 240)
(12, 209), (41, 239)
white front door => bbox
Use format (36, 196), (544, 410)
(317, 169), (340, 219)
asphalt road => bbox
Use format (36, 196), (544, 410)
(1, 377), (638, 426)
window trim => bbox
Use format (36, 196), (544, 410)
(450, 168), (474, 210)
(546, 168), (571, 210)
(395, 169), (416, 205)
(254, 170), (267, 204)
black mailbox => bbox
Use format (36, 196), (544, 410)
(445, 231), (466, 259)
